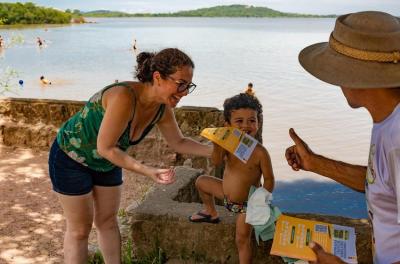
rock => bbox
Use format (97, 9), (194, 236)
(183, 159), (193, 168)
(129, 167), (372, 264)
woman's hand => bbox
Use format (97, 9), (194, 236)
(147, 167), (176, 184)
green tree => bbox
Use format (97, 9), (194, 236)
(0, 2), (73, 25)
(0, 67), (20, 96)
(73, 9), (81, 15)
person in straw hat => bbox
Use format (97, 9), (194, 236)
(285, 11), (400, 264)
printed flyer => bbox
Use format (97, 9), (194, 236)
(200, 127), (258, 163)
(271, 215), (357, 263)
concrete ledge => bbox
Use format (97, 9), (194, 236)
(0, 97), (85, 126)
(128, 166), (372, 264)
(0, 98), (265, 152)
(0, 118), (56, 148)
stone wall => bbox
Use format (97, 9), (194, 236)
(0, 98), (84, 148)
(129, 167), (372, 264)
(0, 97), (263, 158)
(0, 97), (223, 170)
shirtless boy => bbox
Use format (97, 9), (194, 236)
(189, 91), (275, 263)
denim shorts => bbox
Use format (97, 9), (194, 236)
(48, 140), (123, 195)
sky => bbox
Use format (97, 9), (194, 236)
(2, 0), (400, 15)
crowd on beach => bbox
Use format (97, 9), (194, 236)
(3, 10), (398, 264)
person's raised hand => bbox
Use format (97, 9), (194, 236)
(285, 128), (315, 171)
(148, 167), (176, 184)
(309, 242), (345, 264)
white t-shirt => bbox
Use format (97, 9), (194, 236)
(366, 103), (400, 264)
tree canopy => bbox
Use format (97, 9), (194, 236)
(0, 2), (72, 25)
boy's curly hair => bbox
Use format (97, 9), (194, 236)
(223, 93), (263, 123)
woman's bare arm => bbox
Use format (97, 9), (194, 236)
(96, 87), (172, 183)
(157, 106), (212, 157)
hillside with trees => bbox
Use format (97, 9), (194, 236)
(0, 2), (72, 25)
(83, 10), (134, 18)
(84, 5), (335, 18)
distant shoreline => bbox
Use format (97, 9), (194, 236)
(0, 3), (335, 26)
(0, 16), (336, 28)
(83, 16), (336, 19)
(84, 5), (336, 18)
(84, 14), (336, 18)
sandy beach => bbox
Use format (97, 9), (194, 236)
(0, 144), (154, 264)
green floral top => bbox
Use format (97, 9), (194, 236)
(57, 82), (165, 172)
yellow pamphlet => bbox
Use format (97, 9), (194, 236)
(200, 127), (258, 163)
(271, 215), (357, 263)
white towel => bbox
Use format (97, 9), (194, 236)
(245, 187), (273, 225)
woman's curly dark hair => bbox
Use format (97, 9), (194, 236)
(135, 48), (194, 83)
(223, 93), (263, 123)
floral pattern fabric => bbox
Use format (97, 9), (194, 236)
(224, 196), (247, 214)
(57, 82), (134, 172)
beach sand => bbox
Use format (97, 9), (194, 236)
(0, 144), (154, 264)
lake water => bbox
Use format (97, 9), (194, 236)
(0, 18), (370, 218)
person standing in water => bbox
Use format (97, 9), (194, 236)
(37, 37), (43, 47)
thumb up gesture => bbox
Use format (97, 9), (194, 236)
(285, 128), (315, 171)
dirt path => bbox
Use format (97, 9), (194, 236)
(0, 145), (154, 264)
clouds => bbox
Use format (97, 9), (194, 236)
(1, 0), (399, 15)
(264, 0), (400, 15)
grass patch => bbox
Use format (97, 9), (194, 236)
(118, 208), (127, 218)
(178, 247), (207, 263)
(88, 239), (167, 264)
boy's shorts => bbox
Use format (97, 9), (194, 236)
(48, 140), (123, 195)
(224, 196), (247, 214)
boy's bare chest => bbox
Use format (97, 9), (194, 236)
(226, 155), (260, 174)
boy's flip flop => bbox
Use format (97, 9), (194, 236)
(188, 211), (220, 224)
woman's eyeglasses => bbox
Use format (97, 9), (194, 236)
(166, 76), (197, 94)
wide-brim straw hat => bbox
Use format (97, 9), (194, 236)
(299, 11), (400, 88)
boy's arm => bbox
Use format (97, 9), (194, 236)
(211, 143), (227, 166)
(259, 146), (275, 193)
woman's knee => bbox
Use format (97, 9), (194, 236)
(66, 223), (92, 240)
(94, 213), (118, 230)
